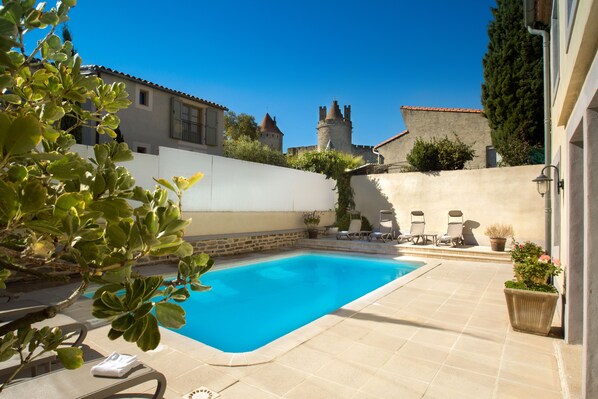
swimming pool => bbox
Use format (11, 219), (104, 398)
(174, 253), (423, 353)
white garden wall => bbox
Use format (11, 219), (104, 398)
(72, 145), (336, 235)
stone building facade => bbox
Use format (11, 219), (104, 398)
(374, 106), (496, 169)
(287, 100), (376, 163)
(258, 113), (283, 152)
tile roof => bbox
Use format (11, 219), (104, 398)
(258, 113), (283, 135)
(81, 65), (228, 110)
(400, 105), (482, 114)
(374, 129), (409, 149)
(326, 100), (344, 120)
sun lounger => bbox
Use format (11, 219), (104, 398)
(437, 210), (464, 247)
(368, 210), (394, 242)
(397, 211), (425, 244)
(336, 218), (362, 240)
(0, 299), (88, 380)
(3, 357), (166, 399)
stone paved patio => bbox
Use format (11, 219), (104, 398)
(75, 254), (572, 399)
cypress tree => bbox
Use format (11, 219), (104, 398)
(481, 0), (544, 166)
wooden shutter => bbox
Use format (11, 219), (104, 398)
(171, 97), (182, 139)
(205, 108), (218, 146)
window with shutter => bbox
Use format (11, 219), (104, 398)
(206, 108), (218, 146)
(171, 97), (202, 143)
(171, 97), (183, 139)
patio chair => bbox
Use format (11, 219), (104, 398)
(3, 357), (167, 398)
(368, 210), (394, 242)
(397, 211), (425, 244)
(437, 210), (464, 247)
(0, 299), (88, 380)
(336, 218), (362, 240)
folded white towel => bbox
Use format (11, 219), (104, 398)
(91, 352), (139, 378)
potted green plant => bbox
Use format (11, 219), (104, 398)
(484, 223), (514, 251)
(504, 242), (562, 335)
(303, 211), (321, 239)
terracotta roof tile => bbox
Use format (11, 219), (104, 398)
(400, 105), (482, 113)
(326, 100), (344, 120)
(374, 129), (409, 149)
(258, 113), (283, 135)
(81, 65), (228, 110)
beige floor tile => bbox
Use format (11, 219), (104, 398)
(327, 319), (372, 340)
(275, 345), (334, 374)
(467, 315), (509, 331)
(351, 391), (382, 399)
(212, 364), (265, 380)
(171, 364), (238, 395)
(502, 343), (559, 369)
(304, 331), (356, 355)
(283, 376), (357, 399)
(452, 334), (505, 358)
(316, 358), (375, 390)
(337, 342), (393, 368)
(494, 378), (563, 399)
(358, 330), (407, 352)
(429, 365), (496, 399)
(396, 341), (451, 364)
(499, 360), (561, 391)
(218, 381), (281, 399)
(423, 383), (479, 398)
(409, 327), (461, 349)
(443, 349), (500, 377)
(374, 319), (420, 340)
(360, 370), (429, 399)
(430, 310), (472, 326)
(381, 352), (442, 383)
(243, 362), (307, 397)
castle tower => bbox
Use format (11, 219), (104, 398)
(258, 113), (283, 152)
(317, 100), (352, 153)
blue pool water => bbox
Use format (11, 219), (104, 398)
(174, 253), (422, 352)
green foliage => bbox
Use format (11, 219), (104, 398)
(504, 280), (557, 293)
(302, 211), (320, 228)
(506, 240), (562, 293)
(288, 150), (363, 222)
(406, 135), (475, 172)
(481, 0), (544, 166)
(224, 111), (259, 140)
(510, 241), (544, 263)
(0, 1), (212, 389)
(223, 136), (287, 166)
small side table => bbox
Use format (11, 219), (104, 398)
(423, 233), (438, 245)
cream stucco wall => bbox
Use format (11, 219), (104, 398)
(183, 211), (336, 236)
(352, 165), (545, 247)
(81, 72), (225, 156)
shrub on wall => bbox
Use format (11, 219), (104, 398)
(406, 135), (475, 172)
(223, 136), (288, 167)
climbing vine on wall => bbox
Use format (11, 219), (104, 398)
(287, 151), (363, 226)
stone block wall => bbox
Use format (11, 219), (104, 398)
(138, 229), (308, 266)
(189, 230), (307, 257)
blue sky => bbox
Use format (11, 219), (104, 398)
(39, 0), (496, 151)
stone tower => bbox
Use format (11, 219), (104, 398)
(258, 113), (283, 152)
(317, 100), (352, 153)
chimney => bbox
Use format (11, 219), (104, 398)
(344, 105), (351, 122)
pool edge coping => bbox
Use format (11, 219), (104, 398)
(154, 251), (443, 367)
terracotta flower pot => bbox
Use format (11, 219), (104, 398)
(504, 287), (559, 336)
(490, 237), (507, 251)
(307, 229), (318, 239)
